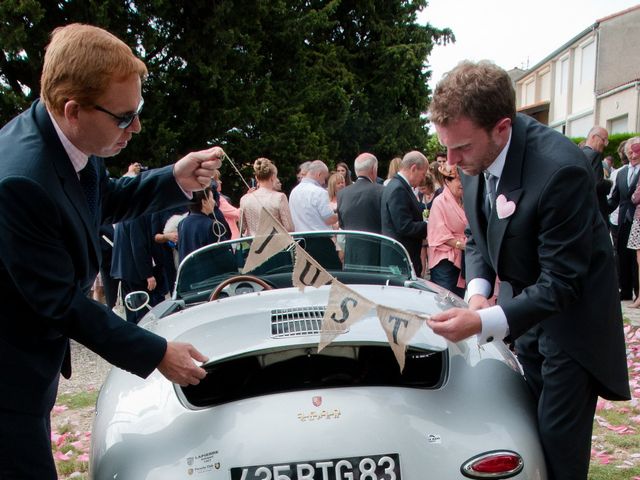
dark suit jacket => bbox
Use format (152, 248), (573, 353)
(338, 177), (384, 266)
(581, 145), (611, 222)
(111, 215), (156, 284)
(608, 164), (639, 226)
(177, 212), (218, 262)
(337, 176), (384, 233)
(462, 113), (629, 401)
(0, 100), (189, 415)
(381, 174), (427, 276)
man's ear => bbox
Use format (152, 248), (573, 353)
(495, 117), (512, 134)
(64, 100), (81, 124)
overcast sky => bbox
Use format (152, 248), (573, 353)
(419, 0), (640, 90)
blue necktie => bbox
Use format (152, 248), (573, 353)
(79, 160), (98, 221)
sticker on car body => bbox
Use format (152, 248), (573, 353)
(231, 453), (400, 480)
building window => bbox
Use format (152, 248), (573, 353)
(559, 57), (569, 95)
(580, 41), (595, 85)
(609, 115), (629, 134)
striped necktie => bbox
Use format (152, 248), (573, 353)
(483, 171), (497, 218)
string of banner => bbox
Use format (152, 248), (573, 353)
(222, 153), (433, 372)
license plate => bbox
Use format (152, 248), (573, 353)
(231, 453), (400, 480)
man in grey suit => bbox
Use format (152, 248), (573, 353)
(608, 137), (640, 300)
(337, 153), (384, 266)
(381, 151), (428, 276)
(427, 61), (629, 480)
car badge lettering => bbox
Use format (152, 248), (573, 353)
(298, 408), (341, 422)
(312, 396), (322, 407)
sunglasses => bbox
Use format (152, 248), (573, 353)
(94, 98), (144, 129)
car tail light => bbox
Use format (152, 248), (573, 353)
(460, 450), (524, 478)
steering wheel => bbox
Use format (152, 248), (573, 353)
(208, 275), (273, 301)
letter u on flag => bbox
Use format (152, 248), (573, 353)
(318, 281), (375, 352)
(376, 305), (427, 372)
(243, 207), (294, 273)
(292, 244), (333, 291)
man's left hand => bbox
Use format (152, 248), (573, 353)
(426, 308), (482, 342)
(173, 146), (225, 192)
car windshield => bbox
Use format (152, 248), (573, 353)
(174, 231), (414, 303)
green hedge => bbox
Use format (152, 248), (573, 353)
(571, 132), (638, 168)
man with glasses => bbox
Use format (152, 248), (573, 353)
(581, 126), (611, 222)
(0, 24), (221, 478)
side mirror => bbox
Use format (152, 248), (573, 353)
(124, 291), (150, 312)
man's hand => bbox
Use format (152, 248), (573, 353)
(146, 276), (157, 291)
(173, 146), (225, 192)
(165, 231), (179, 243)
(157, 342), (208, 386)
(467, 294), (491, 311)
(426, 308), (482, 343)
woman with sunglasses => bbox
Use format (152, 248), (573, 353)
(427, 163), (467, 297)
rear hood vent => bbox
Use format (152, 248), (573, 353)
(271, 306), (343, 338)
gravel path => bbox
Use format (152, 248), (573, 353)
(57, 340), (112, 396)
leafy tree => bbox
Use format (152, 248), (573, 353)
(0, 0), (452, 197)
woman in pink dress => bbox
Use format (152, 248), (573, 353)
(240, 158), (294, 235)
(427, 163), (467, 297)
(212, 170), (241, 239)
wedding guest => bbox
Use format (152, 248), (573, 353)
(427, 163), (467, 296)
(240, 157), (294, 235)
(336, 161), (353, 186)
(213, 170), (240, 239)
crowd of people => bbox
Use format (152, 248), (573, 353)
(97, 124), (640, 324)
(96, 144), (482, 317)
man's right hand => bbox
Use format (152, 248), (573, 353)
(157, 342), (208, 386)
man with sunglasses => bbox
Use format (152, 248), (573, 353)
(0, 24), (221, 479)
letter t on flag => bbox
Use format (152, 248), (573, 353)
(243, 207), (294, 273)
(376, 305), (426, 372)
(318, 281), (375, 352)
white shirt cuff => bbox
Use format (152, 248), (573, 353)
(476, 306), (509, 344)
(466, 278), (492, 299)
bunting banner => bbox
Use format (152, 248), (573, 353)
(376, 305), (427, 372)
(242, 207), (294, 274)
(292, 244), (334, 291)
(318, 281), (375, 352)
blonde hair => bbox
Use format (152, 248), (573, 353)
(41, 24), (147, 115)
(327, 172), (345, 200)
(387, 157), (402, 180)
(253, 157), (277, 181)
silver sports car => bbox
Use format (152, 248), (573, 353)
(90, 230), (547, 479)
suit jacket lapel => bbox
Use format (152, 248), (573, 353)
(35, 102), (101, 265)
(462, 173), (490, 258)
(486, 117), (526, 271)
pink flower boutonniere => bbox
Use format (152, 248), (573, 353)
(496, 194), (516, 219)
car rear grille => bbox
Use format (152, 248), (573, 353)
(271, 306), (330, 337)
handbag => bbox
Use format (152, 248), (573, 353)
(112, 281), (126, 320)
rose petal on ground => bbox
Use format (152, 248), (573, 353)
(77, 453), (89, 462)
(54, 451), (70, 461)
(52, 405), (68, 414)
(70, 440), (85, 449)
